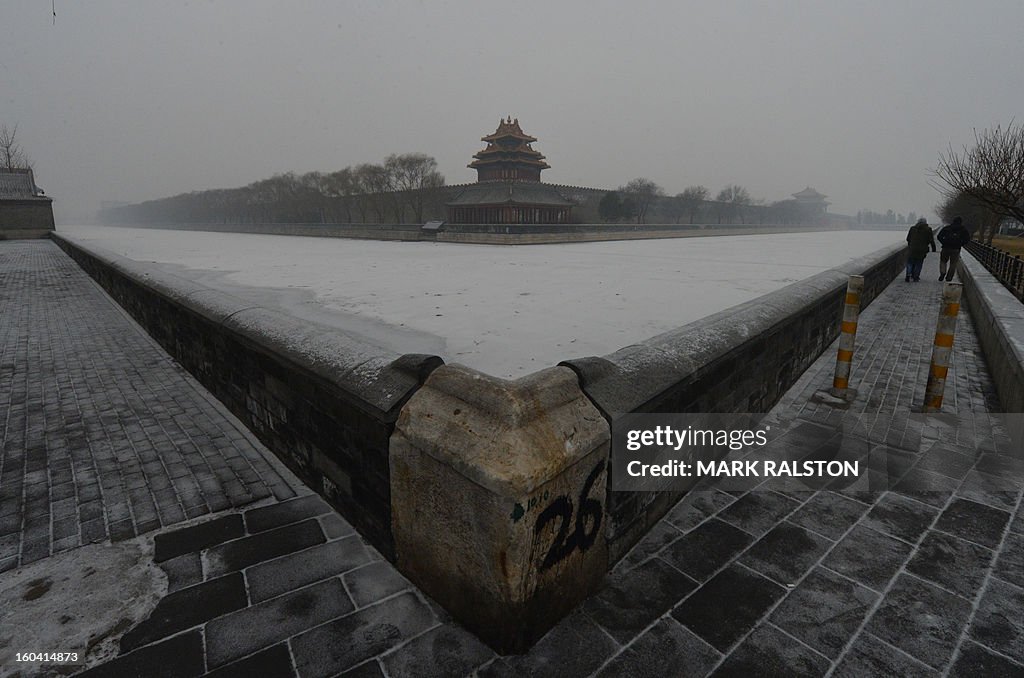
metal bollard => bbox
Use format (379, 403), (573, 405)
(832, 275), (864, 396)
(923, 282), (963, 412)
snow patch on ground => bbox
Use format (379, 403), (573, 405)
(0, 539), (164, 673)
(62, 226), (903, 379)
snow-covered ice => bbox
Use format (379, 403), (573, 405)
(62, 226), (904, 379)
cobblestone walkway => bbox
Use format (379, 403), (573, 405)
(0, 241), (297, 573)
(3, 241), (1021, 677)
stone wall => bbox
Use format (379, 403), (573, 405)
(0, 201), (55, 239)
(50, 233), (441, 557)
(561, 242), (908, 561)
(958, 252), (1024, 412)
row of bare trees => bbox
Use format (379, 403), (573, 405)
(933, 121), (1024, 244)
(598, 179), (821, 225)
(103, 153), (446, 225)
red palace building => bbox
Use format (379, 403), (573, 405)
(446, 118), (574, 225)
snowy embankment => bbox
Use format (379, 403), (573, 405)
(62, 226), (904, 379)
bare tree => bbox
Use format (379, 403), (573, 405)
(676, 185), (708, 224)
(358, 163), (395, 223)
(620, 178), (664, 224)
(715, 185), (752, 224)
(0, 124), (33, 171)
(933, 122), (1024, 237)
(937, 189), (1004, 244)
(385, 153), (445, 223)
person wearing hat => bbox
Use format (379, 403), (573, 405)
(936, 216), (972, 281)
(905, 217), (937, 282)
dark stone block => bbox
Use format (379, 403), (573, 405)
(974, 452), (1024, 479)
(243, 493), (334, 533)
(665, 490), (736, 532)
(672, 564), (786, 652)
(247, 535), (372, 603)
(320, 512), (355, 540)
(204, 644), (296, 678)
(867, 574), (972, 669)
(617, 520), (682, 571)
(158, 552), (203, 593)
(583, 557), (697, 643)
(662, 519), (753, 581)
(153, 513), (244, 563)
(994, 533), (1024, 584)
(788, 491), (869, 541)
(481, 610), (619, 678)
(290, 591), (436, 678)
(914, 445), (977, 480)
(339, 661), (386, 678)
(950, 640), (1024, 678)
(740, 521), (831, 585)
(862, 494), (937, 544)
(206, 578), (353, 668)
(381, 624), (494, 678)
(770, 567), (877, 659)
(906, 531), (995, 599)
(717, 491), (800, 538)
(831, 632), (938, 678)
(76, 629), (203, 678)
(955, 470), (1022, 512)
(822, 525), (913, 591)
(893, 468), (960, 508)
(81, 517), (108, 543)
(342, 559), (412, 608)
(595, 618), (720, 678)
(120, 572), (247, 653)
(205, 517), (325, 577)
(935, 498), (1011, 549)
(969, 578), (1024, 665)
(711, 623), (830, 678)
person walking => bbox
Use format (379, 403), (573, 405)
(905, 217), (936, 282)
(937, 216), (972, 281)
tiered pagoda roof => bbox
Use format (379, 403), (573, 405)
(447, 118), (574, 224)
(469, 117), (551, 182)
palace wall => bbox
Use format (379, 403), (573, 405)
(0, 201), (55, 239)
(89, 220), (848, 244)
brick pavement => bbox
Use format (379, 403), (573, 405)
(0, 240), (297, 573)
(3, 240), (1021, 677)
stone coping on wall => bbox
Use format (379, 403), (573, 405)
(959, 251), (1024, 412)
(50, 232), (435, 415)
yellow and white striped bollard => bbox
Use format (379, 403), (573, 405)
(832, 275), (864, 397)
(923, 282), (963, 412)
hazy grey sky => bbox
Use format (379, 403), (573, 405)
(4, 1), (1023, 223)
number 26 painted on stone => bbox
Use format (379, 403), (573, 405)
(534, 460), (605, 572)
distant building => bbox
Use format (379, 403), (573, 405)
(446, 118), (574, 224)
(791, 187), (830, 216)
(0, 168), (54, 239)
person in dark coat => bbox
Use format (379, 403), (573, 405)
(905, 217), (937, 282)
(937, 216), (972, 281)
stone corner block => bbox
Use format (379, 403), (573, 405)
(389, 363), (610, 653)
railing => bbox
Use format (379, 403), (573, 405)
(965, 240), (1024, 301)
